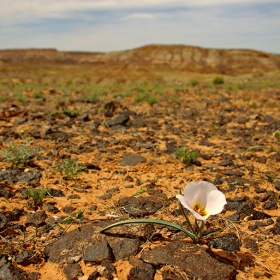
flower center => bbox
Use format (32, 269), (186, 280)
(193, 203), (208, 216)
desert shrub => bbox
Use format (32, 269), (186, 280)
(213, 76), (224, 85)
(176, 148), (199, 165)
(61, 108), (79, 117)
(190, 79), (199, 86)
(0, 140), (40, 168)
(57, 158), (87, 180)
(24, 187), (47, 206)
(83, 92), (100, 103)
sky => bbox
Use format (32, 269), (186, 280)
(1, 0), (280, 54)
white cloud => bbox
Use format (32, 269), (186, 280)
(0, 0), (279, 54)
(121, 12), (168, 20)
(1, 0), (279, 25)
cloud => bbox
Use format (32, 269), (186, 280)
(1, 0), (279, 25)
(0, 0), (279, 53)
(121, 12), (168, 20)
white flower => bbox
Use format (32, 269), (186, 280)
(176, 181), (227, 221)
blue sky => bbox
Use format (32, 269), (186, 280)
(1, 0), (280, 54)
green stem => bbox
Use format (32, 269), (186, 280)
(244, 145), (278, 154)
(198, 220), (205, 242)
(100, 219), (196, 242)
(179, 202), (195, 234)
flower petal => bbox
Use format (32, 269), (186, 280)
(176, 194), (193, 212)
(184, 181), (217, 208)
(188, 208), (211, 221)
(205, 190), (227, 215)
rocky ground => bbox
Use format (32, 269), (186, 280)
(0, 73), (280, 280)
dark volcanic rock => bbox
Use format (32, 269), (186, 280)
(140, 241), (237, 280)
(118, 196), (164, 216)
(207, 233), (241, 252)
(128, 257), (155, 280)
(0, 170), (41, 184)
(0, 256), (30, 280)
(44, 223), (103, 263)
(63, 263), (83, 280)
(0, 170), (20, 184)
(47, 188), (65, 197)
(17, 170), (42, 184)
(84, 241), (113, 263)
(107, 113), (129, 126)
(44, 222), (154, 263)
(120, 153), (147, 166)
(111, 238), (140, 261)
(25, 211), (47, 227)
(236, 201), (271, 220)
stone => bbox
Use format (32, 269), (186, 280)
(0, 256), (30, 280)
(17, 170), (42, 184)
(110, 238), (140, 261)
(128, 258), (155, 280)
(107, 113), (129, 126)
(208, 233), (241, 252)
(84, 241), (112, 263)
(63, 263), (83, 280)
(140, 241), (236, 280)
(120, 153), (147, 166)
(25, 211), (47, 227)
(118, 196), (164, 216)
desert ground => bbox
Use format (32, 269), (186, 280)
(0, 45), (280, 280)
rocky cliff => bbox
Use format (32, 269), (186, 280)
(1, 45), (280, 75)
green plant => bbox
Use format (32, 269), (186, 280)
(0, 140), (39, 168)
(147, 95), (158, 106)
(257, 168), (280, 183)
(14, 91), (26, 103)
(176, 148), (199, 165)
(24, 187), (47, 206)
(135, 92), (148, 102)
(244, 130), (280, 155)
(190, 79), (199, 86)
(32, 91), (43, 99)
(213, 76), (224, 85)
(132, 188), (145, 197)
(57, 158), (87, 180)
(83, 92), (100, 103)
(61, 108), (79, 117)
(59, 210), (84, 235)
(101, 181), (226, 244)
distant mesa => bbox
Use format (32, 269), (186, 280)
(0, 44), (280, 75)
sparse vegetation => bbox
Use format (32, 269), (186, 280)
(57, 158), (87, 180)
(0, 140), (40, 168)
(83, 91), (100, 103)
(190, 79), (199, 86)
(176, 147), (199, 165)
(61, 108), (79, 117)
(213, 76), (224, 85)
(24, 187), (47, 206)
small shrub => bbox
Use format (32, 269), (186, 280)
(24, 187), (47, 206)
(14, 92), (26, 103)
(61, 108), (79, 117)
(176, 148), (199, 165)
(213, 76), (224, 85)
(147, 95), (158, 106)
(0, 140), (39, 168)
(57, 158), (87, 180)
(32, 91), (43, 99)
(190, 79), (199, 86)
(83, 92), (99, 103)
(135, 92), (148, 103)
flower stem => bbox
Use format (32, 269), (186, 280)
(196, 220), (204, 242)
(179, 202), (195, 234)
